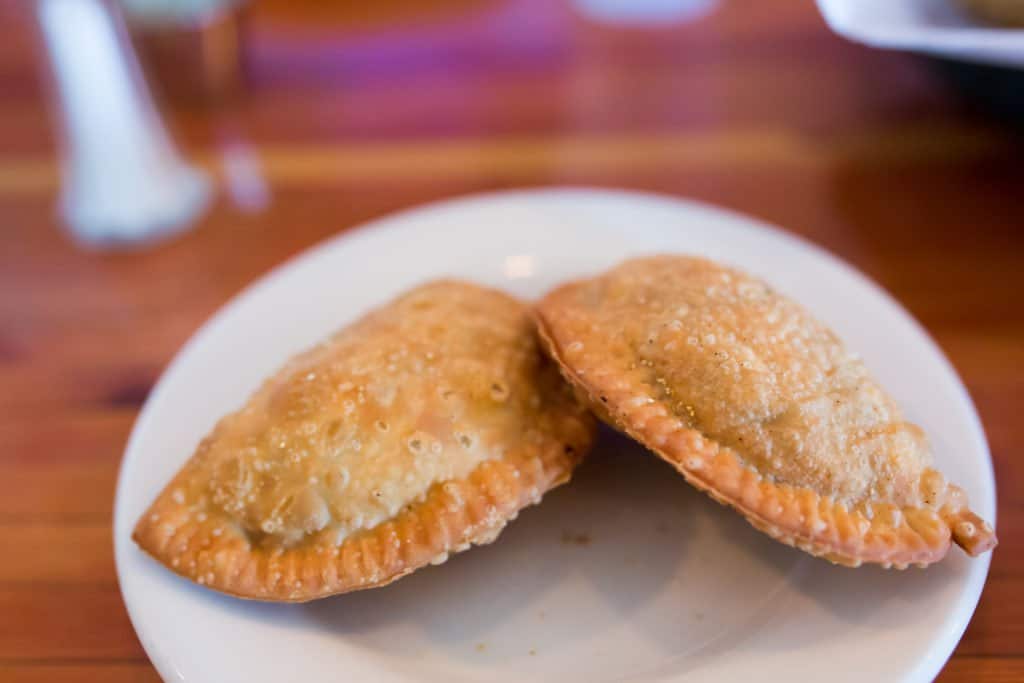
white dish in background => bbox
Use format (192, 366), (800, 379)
(114, 189), (995, 682)
(818, 0), (1024, 68)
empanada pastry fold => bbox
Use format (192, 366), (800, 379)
(134, 280), (595, 600)
(536, 256), (996, 567)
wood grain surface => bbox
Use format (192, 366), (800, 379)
(1, 1), (1020, 680)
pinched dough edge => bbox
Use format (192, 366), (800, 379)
(535, 302), (996, 568)
(133, 427), (590, 601)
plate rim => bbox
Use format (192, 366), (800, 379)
(816, 0), (1024, 69)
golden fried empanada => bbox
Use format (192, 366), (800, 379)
(536, 256), (996, 568)
(134, 281), (595, 601)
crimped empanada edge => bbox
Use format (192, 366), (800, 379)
(534, 290), (997, 569)
(132, 422), (593, 602)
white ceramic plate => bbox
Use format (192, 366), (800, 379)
(817, 0), (1024, 68)
(114, 188), (995, 682)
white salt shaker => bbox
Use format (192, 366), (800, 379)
(35, 0), (211, 248)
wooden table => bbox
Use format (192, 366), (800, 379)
(1, 1), (1020, 680)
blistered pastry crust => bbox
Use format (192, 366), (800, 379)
(536, 257), (996, 567)
(134, 281), (594, 601)
(134, 438), (585, 600)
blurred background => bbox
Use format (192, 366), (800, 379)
(1, 0), (1022, 680)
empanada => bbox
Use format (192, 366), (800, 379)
(134, 281), (595, 601)
(536, 256), (996, 568)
